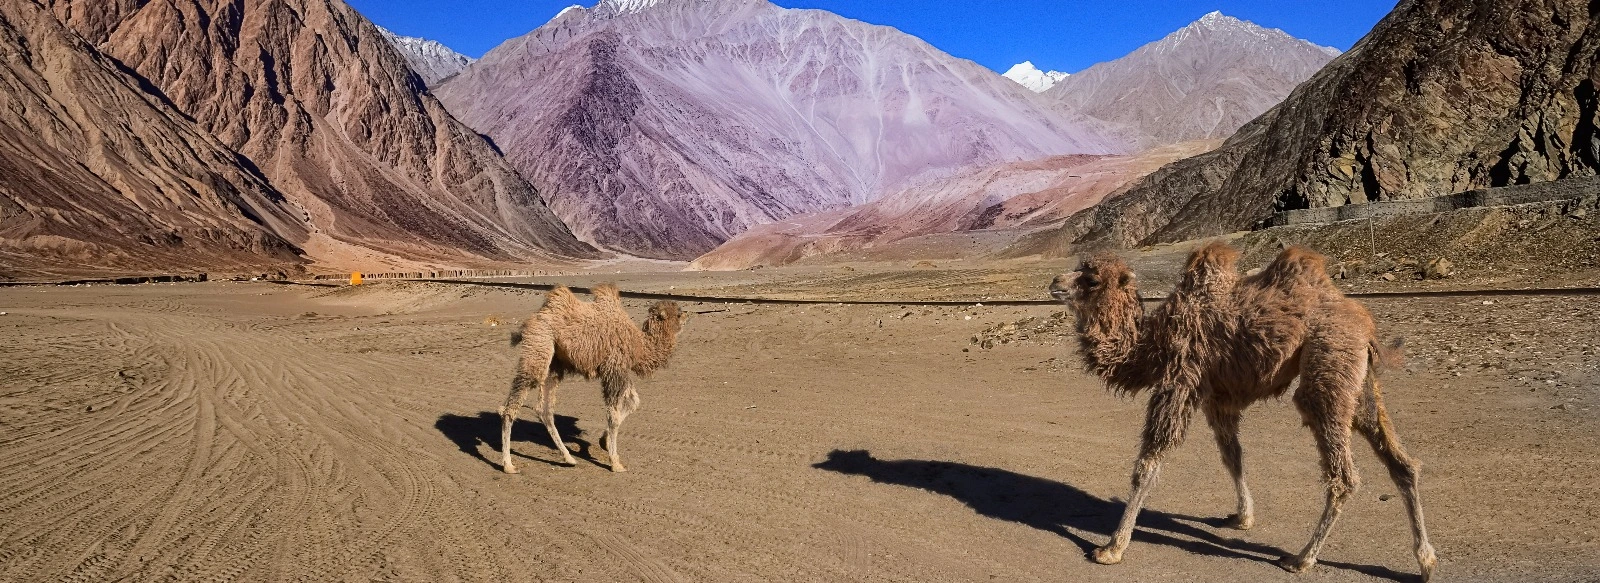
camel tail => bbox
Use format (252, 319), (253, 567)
(1370, 337), (1406, 375)
(1357, 337), (1407, 434)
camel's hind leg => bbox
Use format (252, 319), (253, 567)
(1355, 369), (1437, 581)
(537, 374), (577, 467)
(1095, 387), (1197, 565)
(599, 369), (640, 472)
(1280, 346), (1364, 574)
(501, 345), (553, 473)
(1206, 404), (1254, 530)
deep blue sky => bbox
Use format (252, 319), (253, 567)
(347, 0), (1398, 74)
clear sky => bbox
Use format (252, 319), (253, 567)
(346, 0), (1399, 74)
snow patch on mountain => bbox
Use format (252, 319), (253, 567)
(597, 0), (673, 14)
(1003, 61), (1070, 93)
(1168, 11), (1341, 57)
(377, 26), (475, 86)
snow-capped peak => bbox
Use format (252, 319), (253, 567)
(376, 26), (475, 86)
(1003, 61), (1070, 93)
(556, 5), (584, 18)
(597, 0), (666, 14)
(1163, 12), (1342, 57)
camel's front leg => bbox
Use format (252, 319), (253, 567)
(601, 375), (641, 472)
(1096, 388), (1196, 565)
(537, 375), (577, 466)
(1206, 405), (1254, 530)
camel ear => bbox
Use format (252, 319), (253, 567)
(1120, 271), (1134, 287)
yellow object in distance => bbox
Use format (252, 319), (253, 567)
(351, 272), (363, 285)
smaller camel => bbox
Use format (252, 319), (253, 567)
(1050, 243), (1435, 581)
(499, 284), (688, 473)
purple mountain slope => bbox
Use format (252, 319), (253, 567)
(1046, 11), (1340, 148)
(436, 0), (1129, 259)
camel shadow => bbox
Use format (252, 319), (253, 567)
(435, 411), (600, 469)
(812, 450), (1409, 582)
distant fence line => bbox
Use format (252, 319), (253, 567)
(1263, 176), (1600, 228)
(311, 269), (573, 281)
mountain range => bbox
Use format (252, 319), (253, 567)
(435, 0), (1130, 260)
(684, 10), (1335, 269)
(3, 0), (1434, 276)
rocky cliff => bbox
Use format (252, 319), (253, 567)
(47, 0), (597, 267)
(1046, 11), (1339, 148)
(436, 0), (1128, 260)
(0, 0), (305, 277)
(1050, 0), (1600, 251)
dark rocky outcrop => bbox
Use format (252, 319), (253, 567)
(1050, 0), (1600, 252)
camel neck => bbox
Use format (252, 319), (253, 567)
(632, 325), (677, 375)
(1075, 289), (1154, 394)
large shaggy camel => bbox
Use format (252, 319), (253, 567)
(1049, 242), (1436, 580)
(499, 284), (687, 473)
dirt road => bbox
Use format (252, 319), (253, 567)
(1, 280), (1596, 582)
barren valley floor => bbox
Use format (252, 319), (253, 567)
(1, 279), (1597, 582)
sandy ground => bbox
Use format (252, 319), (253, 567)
(1, 278), (1597, 582)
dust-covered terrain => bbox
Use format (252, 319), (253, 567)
(2, 275), (1597, 582)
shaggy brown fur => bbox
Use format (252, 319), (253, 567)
(1049, 242), (1436, 581)
(498, 284), (688, 473)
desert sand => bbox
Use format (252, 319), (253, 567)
(1, 273), (1597, 582)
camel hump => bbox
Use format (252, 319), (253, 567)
(1180, 241), (1241, 291)
(590, 283), (622, 302)
(1187, 241), (1241, 272)
(1261, 246), (1331, 286)
(540, 286), (582, 314)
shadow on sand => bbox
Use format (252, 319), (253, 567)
(435, 411), (602, 469)
(812, 450), (1409, 582)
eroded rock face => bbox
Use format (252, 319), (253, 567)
(0, 0), (305, 276)
(436, 0), (1129, 260)
(47, 0), (597, 266)
(1055, 0), (1600, 251)
(1045, 11), (1340, 149)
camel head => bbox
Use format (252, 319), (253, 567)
(644, 301), (689, 339)
(1050, 253), (1138, 310)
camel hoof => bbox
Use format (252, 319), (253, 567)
(1091, 545), (1123, 565)
(502, 464), (520, 474)
(1277, 555), (1314, 574)
(1225, 513), (1254, 530)
(611, 464), (627, 473)
(1418, 545), (1437, 582)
